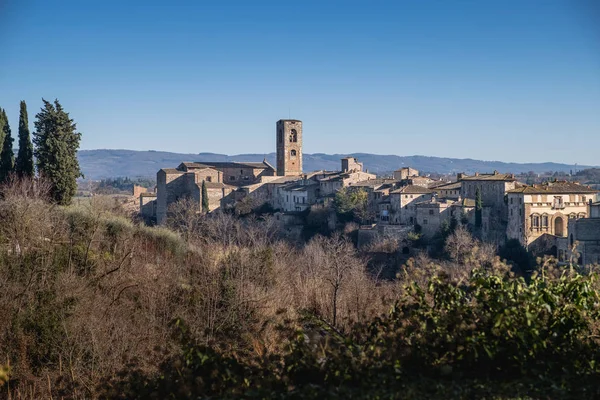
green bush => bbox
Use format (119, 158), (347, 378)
(105, 268), (600, 399)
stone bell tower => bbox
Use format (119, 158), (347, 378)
(276, 119), (302, 176)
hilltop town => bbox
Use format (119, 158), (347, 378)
(136, 119), (600, 267)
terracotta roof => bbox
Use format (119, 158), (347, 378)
(434, 181), (462, 190)
(460, 172), (515, 181)
(457, 198), (476, 207)
(159, 168), (183, 174)
(507, 181), (598, 194)
(351, 179), (396, 188)
(391, 185), (433, 194)
(196, 161), (275, 170)
(282, 182), (319, 191)
(199, 182), (236, 190)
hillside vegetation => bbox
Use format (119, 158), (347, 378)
(1, 178), (600, 399)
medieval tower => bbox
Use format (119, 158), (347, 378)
(276, 119), (303, 176)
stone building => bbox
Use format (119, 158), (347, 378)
(140, 192), (157, 222)
(156, 165), (237, 224)
(506, 181), (598, 247)
(415, 197), (476, 238)
(557, 217), (600, 266)
(591, 201), (600, 218)
(277, 180), (320, 212)
(433, 181), (461, 200)
(459, 171), (517, 210)
(393, 167), (419, 181)
(276, 119), (303, 176)
(387, 185), (434, 225)
(341, 157), (363, 173)
(318, 158), (377, 196)
(176, 161), (275, 186)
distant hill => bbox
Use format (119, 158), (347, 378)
(77, 149), (594, 180)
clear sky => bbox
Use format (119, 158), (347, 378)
(0, 0), (599, 164)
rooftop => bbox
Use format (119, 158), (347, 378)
(507, 181), (599, 194)
(460, 171), (515, 181)
(282, 182), (319, 191)
(390, 185), (433, 194)
(433, 181), (461, 190)
(350, 178), (396, 188)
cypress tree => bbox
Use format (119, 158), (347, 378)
(475, 187), (483, 228)
(0, 108), (15, 183)
(33, 99), (83, 205)
(202, 180), (210, 213)
(15, 101), (35, 178)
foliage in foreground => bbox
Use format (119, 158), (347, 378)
(106, 268), (600, 399)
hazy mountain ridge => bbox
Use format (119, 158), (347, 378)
(77, 149), (594, 180)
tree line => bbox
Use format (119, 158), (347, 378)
(0, 99), (82, 205)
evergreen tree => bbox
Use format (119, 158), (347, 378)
(15, 101), (35, 178)
(0, 108), (15, 183)
(202, 180), (210, 213)
(475, 187), (483, 228)
(33, 99), (83, 205)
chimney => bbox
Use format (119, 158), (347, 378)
(457, 173), (464, 181)
(475, 172), (480, 177)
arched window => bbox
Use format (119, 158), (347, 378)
(555, 217), (564, 237)
(578, 213), (586, 219)
(290, 149), (297, 158)
(289, 129), (298, 142)
(569, 213), (576, 219)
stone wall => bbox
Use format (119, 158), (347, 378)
(133, 185), (148, 199)
(393, 167), (418, 180)
(276, 120), (302, 176)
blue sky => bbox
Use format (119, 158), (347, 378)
(0, 0), (599, 165)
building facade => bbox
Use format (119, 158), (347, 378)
(506, 181), (598, 247)
(276, 119), (303, 176)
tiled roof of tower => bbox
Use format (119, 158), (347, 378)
(507, 181), (598, 194)
(390, 185), (433, 194)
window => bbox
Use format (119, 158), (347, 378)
(569, 213), (576, 219)
(553, 196), (564, 209)
(542, 214), (548, 227)
(532, 214), (540, 228)
(206, 176), (212, 182)
(240, 169), (244, 175)
(229, 176), (236, 181)
(582, 196), (587, 203)
(429, 210), (434, 215)
(423, 219), (428, 225)
(243, 176), (250, 181)
(289, 129), (298, 142)
(290, 149), (297, 158)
